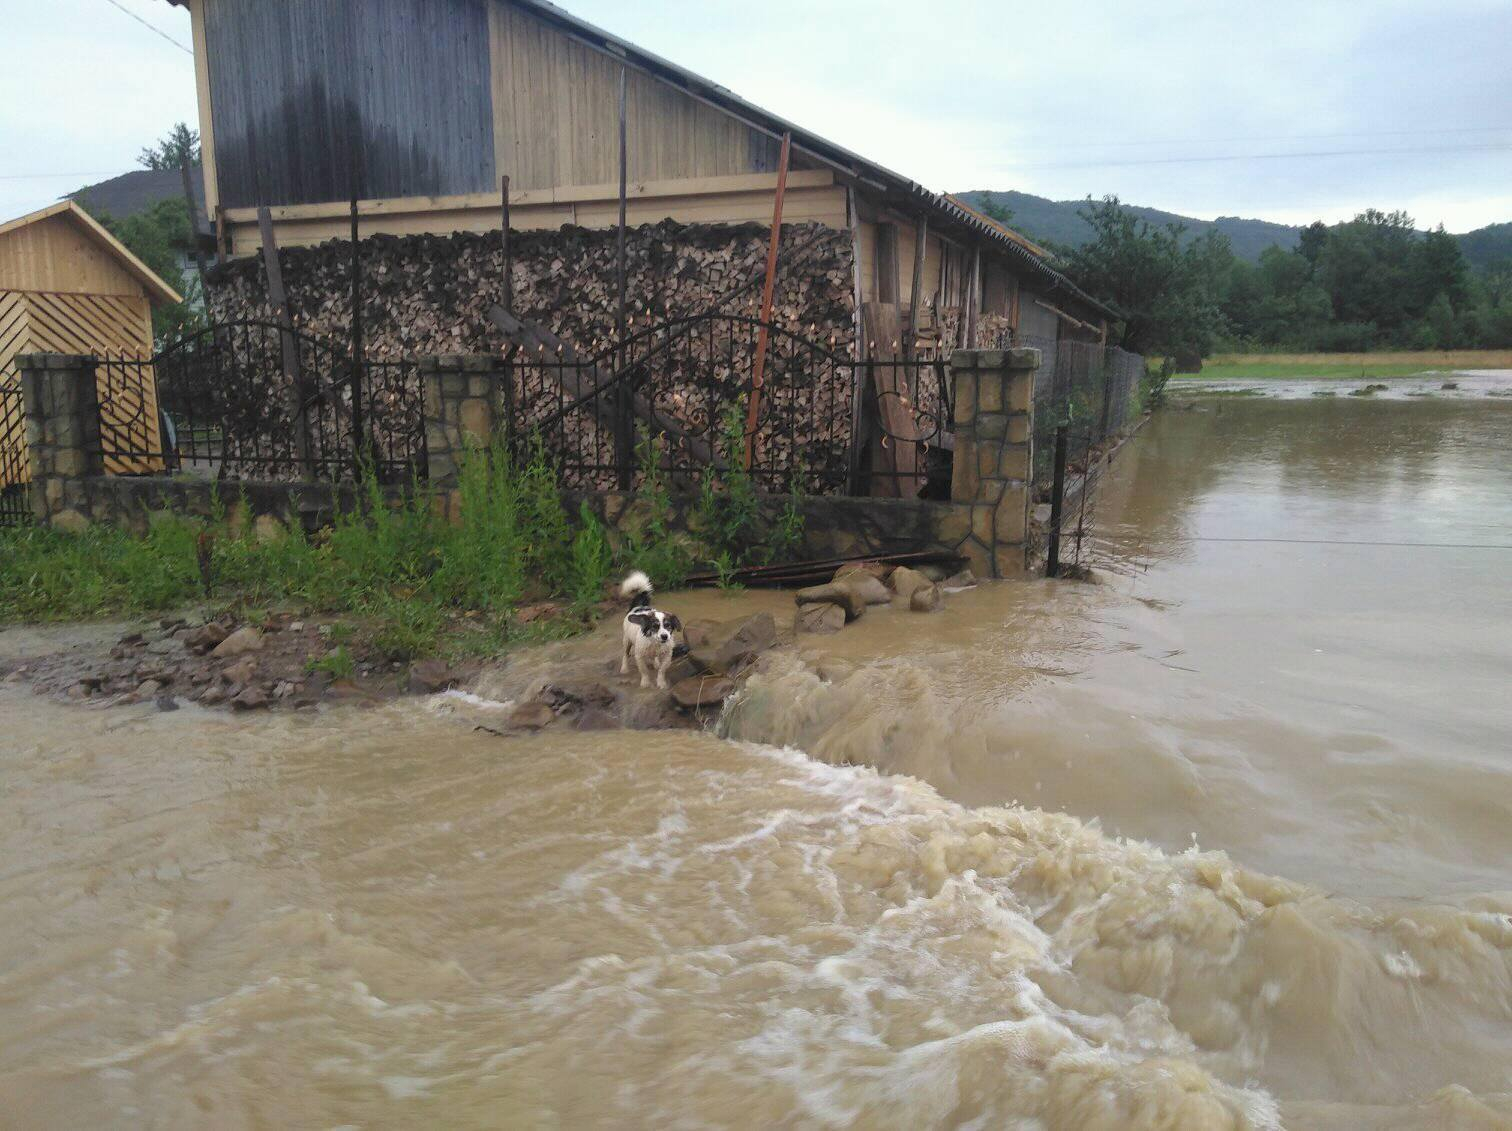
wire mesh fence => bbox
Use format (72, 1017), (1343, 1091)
(1022, 336), (1143, 491)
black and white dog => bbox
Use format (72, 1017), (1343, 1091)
(620, 571), (687, 689)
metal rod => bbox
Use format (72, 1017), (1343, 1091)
(614, 65), (633, 488)
(349, 193), (365, 476)
(743, 131), (791, 471)
(1046, 424), (1068, 578)
(500, 175), (512, 314)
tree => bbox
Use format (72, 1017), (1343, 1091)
(76, 196), (202, 343)
(977, 193), (1014, 226)
(137, 123), (201, 171)
(1061, 196), (1230, 357)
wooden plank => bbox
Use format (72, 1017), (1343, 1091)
(257, 206), (312, 476)
(189, 0), (219, 214)
(965, 247), (981, 349)
(906, 214), (928, 355)
(220, 170), (836, 223)
(861, 302), (923, 498)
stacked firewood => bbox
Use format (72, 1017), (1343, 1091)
(206, 220), (857, 488)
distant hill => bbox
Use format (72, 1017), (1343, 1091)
(1457, 222), (1512, 272)
(956, 189), (1510, 268)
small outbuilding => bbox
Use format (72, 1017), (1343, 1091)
(0, 199), (182, 483)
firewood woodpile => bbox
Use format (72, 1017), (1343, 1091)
(206, 221), (857, 491)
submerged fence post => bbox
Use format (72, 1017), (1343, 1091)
(1045, 424), (1068, 578)
(16, 353), (103, 530)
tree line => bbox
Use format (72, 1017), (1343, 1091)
(1059, 197), (1512, 361)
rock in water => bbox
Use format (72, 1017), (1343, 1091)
(506, 701), (556, 731)
(942, 569), (978, 589)
(211, 627), (263, 659)
(888, 567), (931, 601)
(797, 603), (847, 634)
(794, 583), (866, 622)
(409, 659), (455, 694)
(910, 583), (944, 612)
(231, 685), (271, 711)
(672, 674), (736, 710)
(838, 573), (891, 606)
(692, 613), (780, 673)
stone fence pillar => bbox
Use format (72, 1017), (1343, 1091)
(420, 354), (507, 485)
(948, 347), (1038, 578)
(16, 353), (103, 531)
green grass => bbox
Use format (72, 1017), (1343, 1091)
(0, 434), (805, 662)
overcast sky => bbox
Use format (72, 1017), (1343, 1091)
(3, 0), (1509, 232)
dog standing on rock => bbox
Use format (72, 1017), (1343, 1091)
(619, 571), (687, 690)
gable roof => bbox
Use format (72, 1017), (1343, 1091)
(162, 0), (1114, 319)
(70, 167), (206, 227)
(0, 200), (184, 306)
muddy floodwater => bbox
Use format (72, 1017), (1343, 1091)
(3, 393), (1511, 1129)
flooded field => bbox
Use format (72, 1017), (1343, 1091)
(3, 394), (1511, 1128)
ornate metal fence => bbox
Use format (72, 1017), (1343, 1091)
(94, 320), (424, 482)
(0, 377), (30, 527)
(507, 312), (951, 498)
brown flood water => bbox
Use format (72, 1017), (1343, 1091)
(3, 396), (1511, 1129)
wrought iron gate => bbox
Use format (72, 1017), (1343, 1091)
(0, 377), (30, 527)
(94, 320), (424, 482)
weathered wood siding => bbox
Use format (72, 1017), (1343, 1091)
(487, 2), (780, 190)
(202, 0), (496, 209)
(0, 290), (163, 481)
(0, 213), (145, 297)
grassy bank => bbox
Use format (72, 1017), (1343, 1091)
(0, 429), (802, 662)
(1183, 349), (1512, 381)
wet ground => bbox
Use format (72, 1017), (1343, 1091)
(2, 388), (1510, 1128)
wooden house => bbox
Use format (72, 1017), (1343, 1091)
(162, 0), (1115, 345)
(0, 200), (181, 482)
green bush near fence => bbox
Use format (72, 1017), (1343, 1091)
(0, 437), (804, 658)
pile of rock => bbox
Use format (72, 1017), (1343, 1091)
(794, 562), (977, 634)
(4, 613), (463, 713)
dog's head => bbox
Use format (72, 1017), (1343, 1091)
(640, 611), (685, 652)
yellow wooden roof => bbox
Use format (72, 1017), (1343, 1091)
(0, 199), (184, 306)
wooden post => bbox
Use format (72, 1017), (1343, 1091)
(257, 206), (311, 478)
(906, 214), (928, 355)
(500, 175), (513, 314)
(965, 247), (981, 349)
(613, 66), (633, 488)
(742, 131), (791, 471)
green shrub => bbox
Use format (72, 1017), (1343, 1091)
(566, 502), (614, 614)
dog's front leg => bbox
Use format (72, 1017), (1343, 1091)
(655, 651), (672, 690)
(636, 652), (654, 689)
(620, 638), (632, 676)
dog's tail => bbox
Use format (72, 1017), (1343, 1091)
(620, 570), (654, 607)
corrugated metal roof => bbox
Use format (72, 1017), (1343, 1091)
(160, 0), (1116, 320)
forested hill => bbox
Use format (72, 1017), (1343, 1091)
(956, 190), (1509, 268)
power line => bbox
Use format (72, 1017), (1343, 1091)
(995, 144), (1512, 171)
(979, 126), (1512, 153)
(101, 0), (193, 55)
